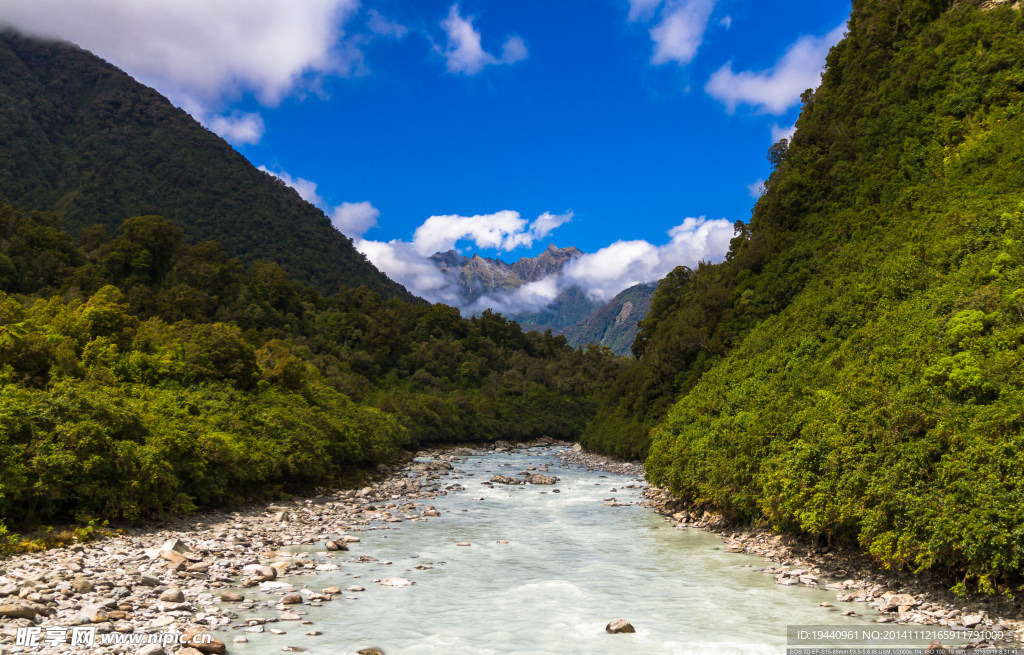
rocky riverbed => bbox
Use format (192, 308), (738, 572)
(0, 443), (516, 655)
(4, 442), (1021, 654)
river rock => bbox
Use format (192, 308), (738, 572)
(183, 627), (227, 653)
(0, 603), (40, 619)
(159, 587), (185, 602)
(606, 619), (636, 634)
(357, 648), (386, 655)
(325, 540), (349, 551)
(961, 614), (984, 628)
(281, 593), (303, 604)
(526, 473), (557, 485)
(491, 475), (525, 485)
(880, 593), (917, 612)
(380, 577), (414, 587)
(79, 604), (107, 623)
(221, 590), (245, 602)
(323, 587), (342, 595)
(72, 576), (94, 593)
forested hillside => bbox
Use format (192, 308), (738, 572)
(587, 0), (1024, 592)
(0, 201), (624, 532)
(0, 30), (410, 299)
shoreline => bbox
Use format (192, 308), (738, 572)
(3, 442), (1021, 653)
(557, 447), (1024, 649)
(0, 442), (522, 654)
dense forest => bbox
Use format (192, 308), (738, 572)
(0, 201), (624, 533)
(0, 30), (409, 299)
(584, 0), (1024, 593)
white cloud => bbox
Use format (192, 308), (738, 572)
(563, 217), (733, 301)
(720, 15), (732, 29)
(771, 122), (797, 143)
(0, 0), (364, 144)
(747, 179), (766, 198)
(356, 209), (732, 316)
(705, 22), (846, 114)
(367, 10), (408, 39)
(258, 166), (377, 237)
(650, 0), (717, 66)
(409, 210), (571, 256)
(258, 166), (323, 206)
(332, 201), (380, 237)
(355, 238), (464, 306)
(440, 4), (528, 75)
(627, 0), (664, 22)
(208, 111), (266, 146)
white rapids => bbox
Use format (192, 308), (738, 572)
(223, 447), (910, 655)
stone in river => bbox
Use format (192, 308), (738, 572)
(457, 541), (471, 546)
(221, 590), (245, 602)
(526, 473), (557, 485)
(346, 586), (365, 592)
(159, 587), (185, 602)
(325, 540), (349, 551)
(233, 636), (249, 644)
(357, 648), (386, 655)
(323, 587), (342, 595)
(282, 647), (307, 652)
(281, 593), (303, 604)
(380, 577), (414, 587)
(605, 619), (636, 634)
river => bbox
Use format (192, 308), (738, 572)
(226, 446), (902, 655)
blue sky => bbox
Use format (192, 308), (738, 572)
(2, 0), (851, 309)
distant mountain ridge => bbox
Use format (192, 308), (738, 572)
(0, 30), (411, 299)
(430, 244), (584, 305)
(430, 244), (654, 354)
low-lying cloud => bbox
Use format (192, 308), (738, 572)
(355, 212), (734, 317)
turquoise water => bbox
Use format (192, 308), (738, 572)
(224, 447), (891, 655)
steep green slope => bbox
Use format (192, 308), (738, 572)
(0, 30), (411, 299)
(621, 0), (1024, 591)
(561, 283), (655, 355)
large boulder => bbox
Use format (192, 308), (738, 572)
(605, 619), (636, 634)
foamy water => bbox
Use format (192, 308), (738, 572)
(224, 447), (893, 654)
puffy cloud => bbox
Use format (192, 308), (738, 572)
(0, 0), (366, 144)
(355, 238), (463, 306)
(563, 216), (733, 301)
(747, 179), (766, 198)
(409, 210), (571, 256)
(771, 122), (797, 143)
(705, 22), (846, 114)
(720, 15), (732, 29)
(440, 4), (528, 75)
(366, 10), (408, 39)
(208, 111), (265, 147)
(357, 210), (733, 316)
(258, 166), (377, 237)
(332, 201), (380, 237)
(649, 0), (717, 66)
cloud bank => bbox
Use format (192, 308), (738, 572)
(355, 211), (733, 316)
(440, 4), (528, 75)
(0, 0), (384, 145)
(705, 22), (846, 114)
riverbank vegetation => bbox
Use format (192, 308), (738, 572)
(0, 203), (624, 533)
(584, 0), (1024, 593)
